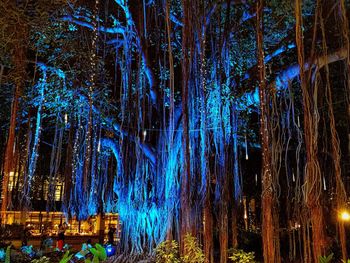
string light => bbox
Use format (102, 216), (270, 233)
(84, 0), (99, 174)
(97, 140), (101, 152)
(245, 135), (249, 160)
(297, 115), (300, 127)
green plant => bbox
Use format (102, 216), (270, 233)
(155, 240), (181, 263)
(342, 260), (350, 263)
(96, 244), (107, 261)
(89, 243), (107, 263)
(228, 248), (255, 263)
(31, 256), (50, 263)
(59, 251), (72, 263)
(181, 234), (205, 263)
(5, 246), (11, 263)
(319, 253), (333, 263)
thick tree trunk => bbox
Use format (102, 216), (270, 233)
(232, 106), (240, 249)
(309, 204), (326, 261)
(295, 0), (327, 261)
(256, 1), (280, 262)
(219, 202), (228, 263)
(180, 0), (194, 253)
(204, 194), (214, 263)
(1, 85), (19, 214)
(1, 22), (27, 214)
(63, 118), (74, 211)
(219, 156), (230, 263)
(323, 44), (348, 262)
(231, 202), (239, 248)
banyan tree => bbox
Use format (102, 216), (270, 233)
(0, 0), (350, 262)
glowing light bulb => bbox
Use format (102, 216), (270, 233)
(340, 210), (350, 221)
(143, 130), (147, 139)
(64, 114), (68, 124)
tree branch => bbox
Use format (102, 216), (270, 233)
(61, 14), (126, 34)
(242, 47), (348, 105)
(61, 5), (160, 108)
(273, 47), (347, 89)
(74, 90), (157, 165)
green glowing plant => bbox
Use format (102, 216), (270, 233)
(5, 246), (11, 263)
(181, 234), (205, 263)
(87, 243), (107, 263)
(31, 256), (50, 263)
(319, 253), (333, 263)
(155, 240), (180, 263)
(228, 248), (256, 263)
(59, 251), (72, 263)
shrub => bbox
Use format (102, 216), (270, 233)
(155, 234), (205, 263)
(228, 248), (256, 263)
(89, 243), (107, 262)
(5, 246), (11, 263)
(155, 240), (180, 263)
(59, 251), (72, 263)
(31, 256), (50, 263)
(319, 253), (333, 263)
(181, 234), (205, 263)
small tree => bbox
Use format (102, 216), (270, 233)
(155, 240), (181, 263)
(228, 248), (256, 263)
(181, 234), (205, 263)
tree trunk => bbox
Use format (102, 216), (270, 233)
(295, 0), (327, 260)
(256, 1), (280, 262)
(232, 106), (240, 249)
(180, 0), (194, 253)
(219, 201), (229, 263)
(204, 194), (214, 263)
(1, 22), (27, 214)
(1, 85), (19, 214)
(231, 202), (239, 249)
(322, 37), (348, 261)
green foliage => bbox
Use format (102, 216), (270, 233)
(5, 246), (11, 263)
(155, 235), (205, 263)
(342, 260), (350, 263)
(181, 234), (205, 263)
(59, 251), (72, 263)
(89, 243), (107, 263)
(319, 253), (333, 263)
(31, 256), (50, 263)
(95, 244), (107, 261)
(228, 248), (255, 263)
(155, 240), (180, 263)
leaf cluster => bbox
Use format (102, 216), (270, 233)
(155, 234), (205, 263)
(228, 248), (256, 263)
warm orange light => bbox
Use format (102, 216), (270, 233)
(339, 210), (350, 221)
